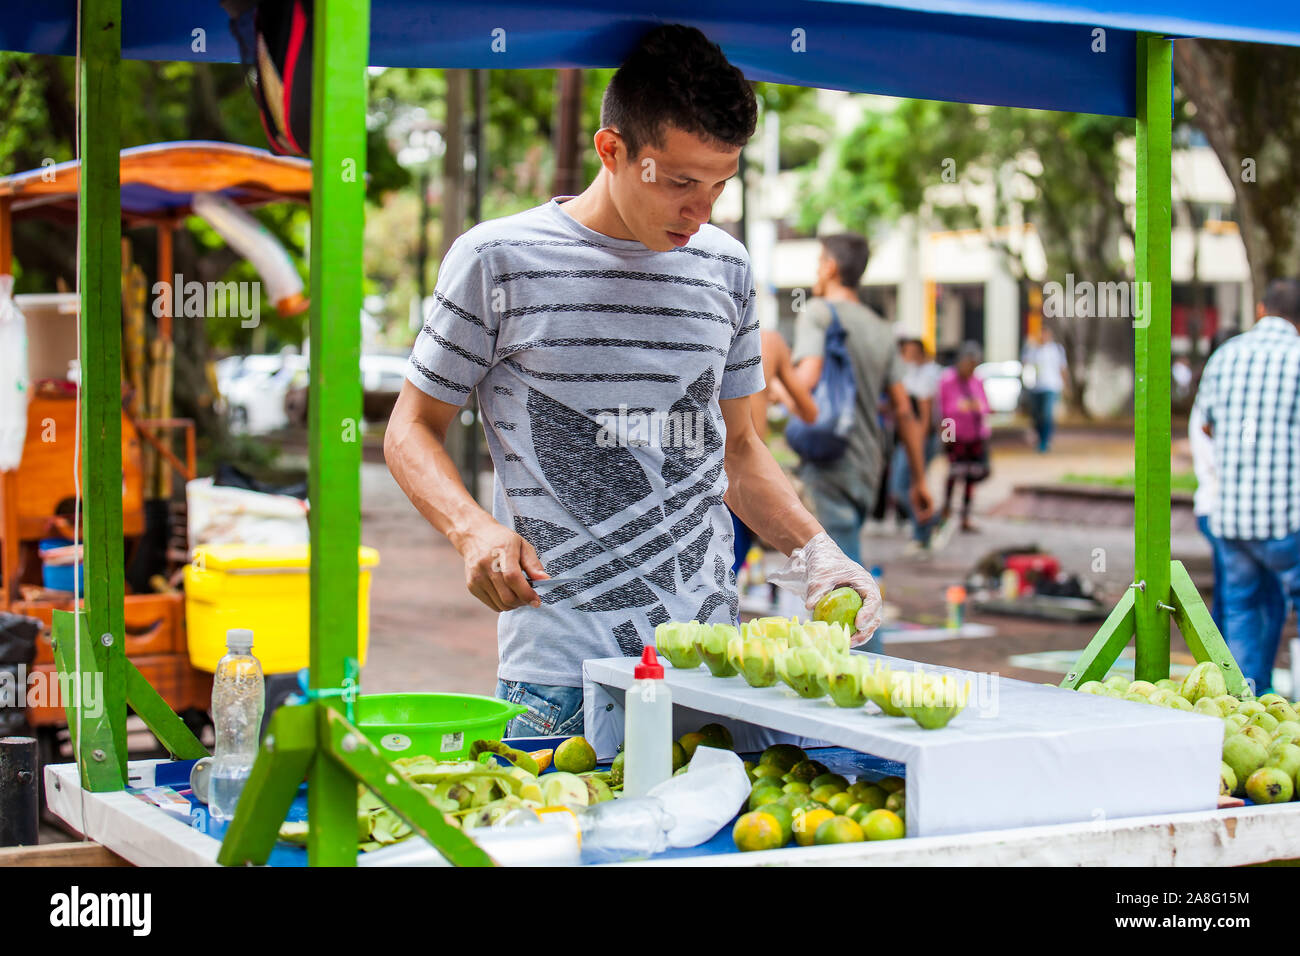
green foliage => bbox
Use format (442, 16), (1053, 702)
(1061, 470), (1199, 494)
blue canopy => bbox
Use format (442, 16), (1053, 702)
(1, 1), (1297, 118)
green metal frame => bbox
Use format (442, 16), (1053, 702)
(74, 0), (129, 791)
(48, 9), (1243, 865)
(218, 0), (495, 866)
(50, 0), (206, 793)
(1062, 34), (1245, 695)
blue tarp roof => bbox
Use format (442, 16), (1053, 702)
(1, 1), (1297, 118)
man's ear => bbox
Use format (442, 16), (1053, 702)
(593, 127), (623, 172)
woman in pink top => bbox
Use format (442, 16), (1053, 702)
(937, 342), (992, 533)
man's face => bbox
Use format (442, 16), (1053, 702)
(813, 250), (836, 297)
(605, 125), (740, 252)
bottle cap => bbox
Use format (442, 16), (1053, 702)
(226, 628), (254, 652)
(946, 586), (967, 603)
(634, 646), (664, 680)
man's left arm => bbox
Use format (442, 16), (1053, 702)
(721, 397), (884, 643)
(721, 396), (821, 555)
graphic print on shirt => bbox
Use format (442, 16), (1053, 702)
(404, 198), (763, 683)
(523, 374), (731, 625)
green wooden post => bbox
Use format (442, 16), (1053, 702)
(218, 703), (319, 866)
(1064, 36), (1243, 688)
(52, 610), (122, 790)
(76, 0), (127, 789)
(305, 0), (369, 866)
(1132, 33), (1173, 684)
(125, 661), (208, 759)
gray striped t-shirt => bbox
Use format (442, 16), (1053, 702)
(405, 196), (764, 686)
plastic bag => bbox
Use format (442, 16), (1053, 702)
(186, 476), (309, 548)
(577, 797), (674, 862)
(0, 276), (29, 470)
(647, 744), (751, 848)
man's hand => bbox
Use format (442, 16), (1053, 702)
(456, 517), (550, 612)
(769, 532), (884, 646)
(385, 383), (550, 614)
(910, 481), (934, 524)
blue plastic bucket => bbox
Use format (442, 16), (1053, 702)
(38, 537), (83, 596)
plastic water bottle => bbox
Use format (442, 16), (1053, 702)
(209, 628), (265, 822)
(623, 646), (672, 799)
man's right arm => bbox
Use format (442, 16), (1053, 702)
(790, 300), (828, 392)
(385, 382), (547, 611)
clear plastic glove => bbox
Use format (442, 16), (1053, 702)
(767, 532), (883, 646)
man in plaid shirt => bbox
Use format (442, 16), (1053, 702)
(1193, 279), (1300, 694)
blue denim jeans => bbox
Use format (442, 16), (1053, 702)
(496, 679), (585, 739)
(1030, 389), (1058, 452)
(1219, 531), (1297, 695)
(889, 433), (941, 544)
(799, 461), (876, 567)
(1195, 514), (1226, 632)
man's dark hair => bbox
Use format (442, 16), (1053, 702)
(601, 24), (757, 160)
(1263, 278), (1300, 323)
(820, 233), (871, 289)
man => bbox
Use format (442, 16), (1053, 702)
(791, 236), (933, 576)
(1193, 279), (1300, 694)
(890, 335), (942, 554)
(1021, 325), (1067, 452)
(386, 24), (881, 737)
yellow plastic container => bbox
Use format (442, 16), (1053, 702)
(184, 544), (380, 673)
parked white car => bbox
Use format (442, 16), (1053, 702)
(221, 351), (309, 434)
(975, 360), (1024, 415)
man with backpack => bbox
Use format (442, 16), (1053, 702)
(791, 235), (934, 596)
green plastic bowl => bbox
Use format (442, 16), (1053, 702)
(355, 693), (527, 760)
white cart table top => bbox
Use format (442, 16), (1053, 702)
(43, 759), (1300, 868)
(582, 653), (1223, 837)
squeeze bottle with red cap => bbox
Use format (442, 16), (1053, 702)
(623, 646), (673, 798)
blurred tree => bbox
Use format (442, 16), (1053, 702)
(1175, 40), (1300, 303)
(797, 98), (1136, 416)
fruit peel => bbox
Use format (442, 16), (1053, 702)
(654, 621), (703, 670)
(694, 623), (739, 677)
(823, 654), (871, 708)
(893, 670), (971, 729)
(776, 645), (830, 698)
(727, 634), (787, 688)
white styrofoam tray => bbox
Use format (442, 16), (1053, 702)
(582, 653), (1223, 838)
